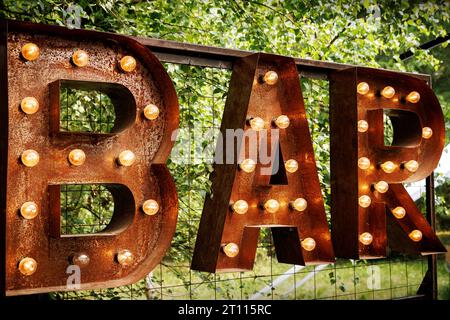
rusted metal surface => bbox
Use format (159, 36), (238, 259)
(191, 53), (335, 273)
(329, 67), (446, 259)
(132, 36), (432, 82)
(2, 20), (179, 295)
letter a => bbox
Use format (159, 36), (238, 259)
(192, 53), (335, 272)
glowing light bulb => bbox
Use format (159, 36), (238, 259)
(380, 161), (396, 173)
(68, 149), (86, 166)
(222, 243), (239, 258)
(231, 200), (249, 214)
(20, 201), (38, 220)
(264, 199), (280, 213)
(21, 43), (40, 61)
(301, 238), (316, 251)
(359, 232), (373, 245)
(72, 50), (89, 67)
(358, 157), (371, 170)
(391, 206), (406, 219)
(357, 82), (370, 95)
(263, 71), (278, 85)
(18, 257), (37, 276)
(359, 195), (371, 208)
(144, 104), (160, 120)
(291, 198), (307, 212)
(249, 117), (265, 131)
(409, 230), (423, 242)
(381, 86), (395, 99)
(406, 91), (420, 103)
(120, 56), (137, 72)
(118, 150), (136, 167)
(116, 249), (134, 267)
(422, 127), (433, 139)
(358, 120), (369, 133)
(21, 149), (39, 167)
(20, 97), (39, 114)
(403, 160), (419, 173)
(239, 159), (256, 173)
(72, 253), (90, 267)
(274, 115), (290, 129)
(142, 199), (159, 216)
(374, 181), (389, 193)
(285, 159), (299, 173)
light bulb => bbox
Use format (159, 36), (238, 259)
(20, 201), (38, 220)
(358, 195), (371, 208)
(291, 198), (307, 212)
(239, 159), (256, 173)
(116, 249), (134, 267)
(358, 120), (369, 133)
(18, 257), (37, 276)
(403, 160), (419, 173)
(359, 232), (373, 245)
(409, 230), (422, 242)
(358, 157), (371, 170)
(142, 199), (159, 215)
(21, 43), (40, 61)
(144, 104), (160, 120)
(20, 97), (39, 114)
(72, 253), (90, 267)
(120, 56), (137, 72)
(68, 149), (86, 166)
(301, 238), (316, 251)
(285, 159), (299, 173)
(380, 161), (396, 173)
(264, 199), (280, 213)
(263, 71), (278, 85)
(118, 150), (136, 167)
(222, 243), (239, 258)
(249, 117), (265, 131)
(381, 86), (395, 99)
(406, 91), (420, 103)
(274, 115), (290, 129)
(231, 200), (249, 214)
(374, 181), (389, 193)
(72, 50), (89, 67)
(21, 149), (39, 167)
(422, 127), (433, 139)
(391, 206), (406, 219)
(357, 82), (370, 95)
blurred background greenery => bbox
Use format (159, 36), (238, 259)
(1, 0), (450, 300)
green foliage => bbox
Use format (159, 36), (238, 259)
(60, 185), (114, 235)
(60, 88), (116, 133)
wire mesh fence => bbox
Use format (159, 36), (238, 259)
(55, 63), (449, 300)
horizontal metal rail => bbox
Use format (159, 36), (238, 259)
(133, 36), (431, 81)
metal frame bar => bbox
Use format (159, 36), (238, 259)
(1, 19), (439, 299)
(400, 34), (450, 61)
